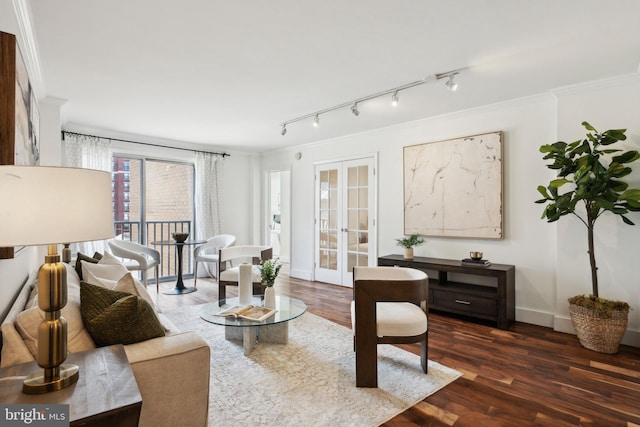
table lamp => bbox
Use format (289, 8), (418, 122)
(0, 165), (113, 394)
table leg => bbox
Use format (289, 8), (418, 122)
(163, 243), (197, 295)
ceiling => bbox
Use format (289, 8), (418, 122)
(28, 0), (640, 153)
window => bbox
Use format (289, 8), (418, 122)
(112, 156), (195, 280)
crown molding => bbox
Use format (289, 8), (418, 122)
(12, 0), (45, 98)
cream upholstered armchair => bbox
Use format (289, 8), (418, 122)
(218, 245), (272, 303)
(351, 266), (429, 387)
(193, 234), (236, 287)
(108, 239), (161, 292)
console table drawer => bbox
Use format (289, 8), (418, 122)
(432, 289), (497, 317)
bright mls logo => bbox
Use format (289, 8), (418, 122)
(0, 404), (69, 426)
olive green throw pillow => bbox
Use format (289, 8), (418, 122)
(80, 282), (165, 347)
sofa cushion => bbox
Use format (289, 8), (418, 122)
(80, 282), (165, 347)
(15, 281), (96, 358)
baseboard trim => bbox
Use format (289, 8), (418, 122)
(516, 307), (554, 328)
(289, 268), (312, 281)
(554, 315), (639, 348)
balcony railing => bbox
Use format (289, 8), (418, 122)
(113, 220), (193, 281)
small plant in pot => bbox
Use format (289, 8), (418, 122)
(536, 121), (640, 353)
(395, 233), (425, 259)
(259, 258), (282, 309)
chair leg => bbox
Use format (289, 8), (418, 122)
(142, 270), (148, 287)
(194, 262), (198, 288)
(355, 334), (378, 387)
(155, 266), (159, 294)
(218, 283), (226, 306)
(421, 332), (428, 374)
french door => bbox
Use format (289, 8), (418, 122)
(314, 157), (376, 287)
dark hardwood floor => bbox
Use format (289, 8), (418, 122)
(152, 272), (640, 427)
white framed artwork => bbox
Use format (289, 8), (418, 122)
(403, 131), (503, 239)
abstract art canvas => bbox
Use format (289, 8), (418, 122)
(403, 132), (503, 239)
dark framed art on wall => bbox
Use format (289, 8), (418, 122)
(1, 31), (41, 259)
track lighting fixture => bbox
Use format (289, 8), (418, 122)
(279, 67), (465, 135)
(445, 73), (458, 92)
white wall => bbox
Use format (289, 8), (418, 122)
(263, 94), (559, 327)
(552, 74), (640, 345)
(262, 75), (640, 346)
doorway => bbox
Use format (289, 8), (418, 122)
(314, 156), (376, 287)
(266, 170), (290, 263)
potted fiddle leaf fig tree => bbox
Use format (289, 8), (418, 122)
(536, 121), (640, 353)
(395, 233), (425, 259)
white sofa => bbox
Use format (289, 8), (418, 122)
(0, 261), (210, 427)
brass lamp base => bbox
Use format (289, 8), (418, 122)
(23, 364), (79, 394)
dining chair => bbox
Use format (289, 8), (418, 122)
(193, 234), (236, 287)
(351, 266), (429, 387)
(108, 239), (161, 292)
(218, 245), (272, 303)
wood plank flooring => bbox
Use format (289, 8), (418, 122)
(152, 273), (640, 427)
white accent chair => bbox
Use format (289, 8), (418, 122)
(193, 234), (236, 287)
(218, 245), (272, 303)
(108, 239), (161, 292)
(351, 266), (429, 387)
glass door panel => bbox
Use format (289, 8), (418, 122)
(315, 158), (375, 287)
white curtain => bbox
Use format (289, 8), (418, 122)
(63, 133), (112, 256)
(195, 152), (223, 275)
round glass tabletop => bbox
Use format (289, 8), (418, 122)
(199, 295), (307, 327)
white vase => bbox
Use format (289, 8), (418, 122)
(264, 286), (276, 309)
(404, 247), (414, 259)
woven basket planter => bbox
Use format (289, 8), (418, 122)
(569, 303), (628, 354)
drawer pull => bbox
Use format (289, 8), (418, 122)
(455, 299), (471, 305)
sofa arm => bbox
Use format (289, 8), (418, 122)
(124, 332), (210, 427)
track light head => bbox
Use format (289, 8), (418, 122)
(391, 91), (399, 107)
(351, 103), (360, 116)
(313, 114), (320, 127)
(445, 74), (458, 92)
(281, 124), (287, 136)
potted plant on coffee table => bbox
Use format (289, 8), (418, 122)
(395, 233), (425, 259)
(259, 258), (282, 308)
(536, 121), (640, 353)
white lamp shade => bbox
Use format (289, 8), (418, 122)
(0, 166), (114, 246)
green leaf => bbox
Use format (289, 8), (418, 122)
(604, 128), (627, 141)
(612, 150), (640, 164)
(537, 186), (551, 199)
(581, 121), (596, 131)
(621, 189), (640, 201)
(621, 215), (635, 225)
(549, 178), (571, 188)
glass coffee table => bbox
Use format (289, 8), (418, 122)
(200, 295), (307, 355)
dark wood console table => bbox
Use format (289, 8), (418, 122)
(378, 255), (515, 329)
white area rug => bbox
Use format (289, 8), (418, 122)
(164, 304), (461, 427)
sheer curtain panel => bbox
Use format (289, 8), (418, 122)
(62, 133), (113, 255)
(195, 152), (223, 276)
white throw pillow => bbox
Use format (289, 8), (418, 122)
(98, 251), (127, 266)
(81, 261), (129, 284)
(16, 282), (96, 358)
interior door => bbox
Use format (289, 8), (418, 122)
(314, 157), (375, 287)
